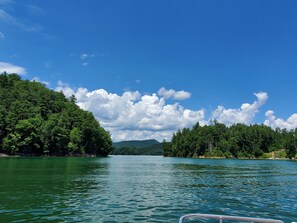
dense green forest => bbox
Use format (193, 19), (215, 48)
(0, 73), (112, 156)
(112, 139), (163, 155)
(163, 121), (297, 159)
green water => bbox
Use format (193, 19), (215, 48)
(0, 156), (296, 222)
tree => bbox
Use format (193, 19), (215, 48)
(2, 132), (20, 154)
(0, 73), (112, 156)
(284, 130), (297, 158)
(14, 117), (43, 154)
(0, 105), (7, 145)
(68, 127), (82, 154)
(165, 120), (297, 159)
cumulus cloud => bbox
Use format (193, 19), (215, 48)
(264, 110), (297, 130)
(55, 82), (205, 141)
(31, 76), (50, 87)
(52, 83), (296, 141)
(158, 87), (191, 100)
(211, 92), (268, 126)
(0, 31), (4, 39)
(0, 61), (26, 75)
(55, 81), (75, 97)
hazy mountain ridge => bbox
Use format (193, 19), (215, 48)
(112, 139), (163, 155)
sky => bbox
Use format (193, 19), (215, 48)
(1, 0), (297, 142)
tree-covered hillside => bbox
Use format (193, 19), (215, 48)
(113, 139), (160, 149)
(0, 73), (112, 156)
(163, 121), (297, 159)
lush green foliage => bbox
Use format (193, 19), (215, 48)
(0, 73), (112, 156)
(112, 139), (163, 155)
(164, 121), (297, 159)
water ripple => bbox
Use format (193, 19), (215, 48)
(0, 157), (296, 222)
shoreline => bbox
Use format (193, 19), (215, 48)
(0, 153), (102, 158)
(1, 152), (295, 160)
(196, 156), (293, 161)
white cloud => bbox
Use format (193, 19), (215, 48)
(80, 53), (95, 60)
(0, 61), (26, 75)
(82, 62), (89, 66)
(158, 87), (191, 100)
(52, 84), (297, 141)
(55, 81), (75, 97)
(211, 92), (268, 126)
(111, 129), (174, 142)
(56, 82), (205, 141)
(0, 31), (4, 39)
(264, 110), (297, 130)
(31, 76), (50, 87)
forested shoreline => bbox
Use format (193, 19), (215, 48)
(163, 121), (297, 159)
(0, 73), (112, 156)
(1, 73), (296, 159)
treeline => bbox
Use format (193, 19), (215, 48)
(163, 121), (297, 159)
(0, 73), (112, 156)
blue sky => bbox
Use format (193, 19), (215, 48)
(1, 0), (297, 141)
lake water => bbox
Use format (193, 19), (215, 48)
(0, 156), (296, 223)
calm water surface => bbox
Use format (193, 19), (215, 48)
(0, 156), (296, 222)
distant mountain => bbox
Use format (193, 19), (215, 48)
(112, 139), (163, 155)
(113, 139), (160, 148)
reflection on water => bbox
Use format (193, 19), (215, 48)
(0, 156), (296, 222)
(0, 157), (109, 222)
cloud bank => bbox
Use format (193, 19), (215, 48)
(212, 92), (268, 126)
(0, 62), (27, 75)
(264, 111), (297, 130)
(54, 82), (297, 141)
(56, 82), (205, 141)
